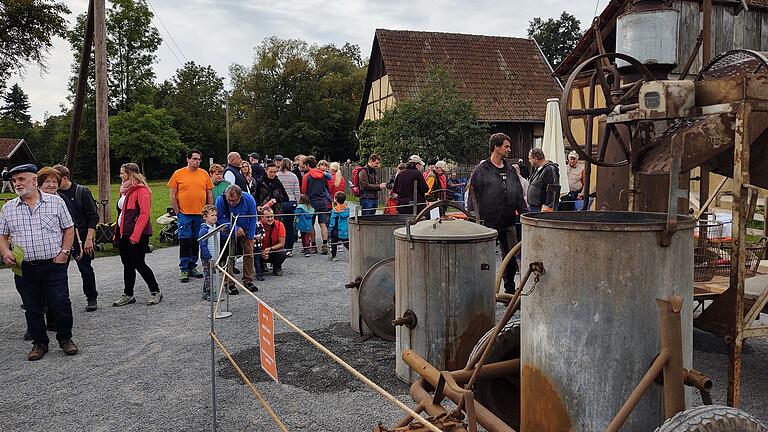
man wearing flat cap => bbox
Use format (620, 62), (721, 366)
(0, 164), (78, 361)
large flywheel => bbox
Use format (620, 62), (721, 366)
(560, 53), (655, 167)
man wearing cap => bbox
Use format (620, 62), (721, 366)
(357, 154), (387, 216)
(425, 160), (449, 201)
(566, 150), (584, 201)
(168, 149), (214, 283)
(393, 155), (428, 214)
(0, 164), (79, 360)
(249, 152), (266, 183)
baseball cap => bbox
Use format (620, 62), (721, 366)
(568, 151), (579, 159)
(408, 155), (424, 165)
(249, 152), (260, 160)
(435, 161), (448, 170)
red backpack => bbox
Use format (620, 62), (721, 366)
(351, 165), (364, 197)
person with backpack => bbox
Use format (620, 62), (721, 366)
(301, 156), (332, 254)
(52, 165), (100, 311)
(328, 191), (350, 261)
(354, 154), (386, 216)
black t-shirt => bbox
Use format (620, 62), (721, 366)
(58, 182), (99, 232)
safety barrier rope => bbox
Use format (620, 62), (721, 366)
(212, 264), (444, 432)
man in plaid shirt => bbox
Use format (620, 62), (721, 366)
(0, 164), (78, 361)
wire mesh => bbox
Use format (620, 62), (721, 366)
(712, 237), (768, 278)
(693, 220), (723, 282)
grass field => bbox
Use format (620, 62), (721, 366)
(0, 180), (172, 256)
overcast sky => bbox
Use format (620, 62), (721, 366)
(10, 0), (601, 122)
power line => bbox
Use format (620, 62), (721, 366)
(143, 0), (189, 65)
(593, 0), (602, 18)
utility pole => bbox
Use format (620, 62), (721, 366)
(94, 0), (111, 222)
(65, 0), (94, 174)
(225, 91), (230, 155)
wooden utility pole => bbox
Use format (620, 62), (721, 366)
(65, 0), (94, 173)
(94, 0), (111, 222)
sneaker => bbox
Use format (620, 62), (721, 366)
(189, 268), (204, 279)
(273, 268), (283, 276)
(243, 282), (259, 292)
(27, 344), (48, 361)
(256, 274), (265, 282)
(147, 292), (163, 305)
(233, 267), (241, 274)
(85, 299), (98, 312)
(285, 250), (293, 257)
(328, 256), (337, 262)
(304, 252), (310, 257)
(112, 295), (136, 307)
(227, 286), (240, 295)
(201, 292), (210, 301)
(321, 244), (329, 255)
(180, 270), (190, 283)
(59, 339), (78, 356)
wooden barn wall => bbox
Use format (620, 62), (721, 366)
(671, 1), (768, 76)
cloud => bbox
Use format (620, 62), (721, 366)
(11, 0), (598, 122)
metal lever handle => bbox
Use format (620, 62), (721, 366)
(392, 309), (418, 329)
(344, 276), (362, 289)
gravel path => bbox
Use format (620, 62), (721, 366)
(0, 222), (767, 430)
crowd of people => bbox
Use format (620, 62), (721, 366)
(0, 136), (581, 361)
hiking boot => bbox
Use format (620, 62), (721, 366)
(179, 270), (190, 283)
(27, 344), (48, 361)
(189, 268), (204, 279)
(59, 339), (78, 356)
(112, 295), (136, 307)
(227, 286), (240, 295)
(85, 299), (98, 312)
(243, 282), (259, 292)
(273, 268), (283, 276)
(321, 243), (329, 255)
(147, 292), (163, 305)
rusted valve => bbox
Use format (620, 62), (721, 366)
(392, 309), (418, 329)
(345, 276), (362, 289)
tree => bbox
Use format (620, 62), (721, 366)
(229, 37), (365, 160)
(1, 83), (32, 126)
(0, 0), (70, 90)
(109, 104), (183, 172)
(161, 61), (226, 162)
(528, 12), (583, 69)
(357, 66), (487, 166)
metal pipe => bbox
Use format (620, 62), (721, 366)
(494, 242), (521, 295)
(658, 296), (686, 419)
(402, 350), (516, 432)
(399, 380), (469, 432)
(684, 368), (714, 405)
(605, 352), (670, 432)
(451, 359), (520, 384)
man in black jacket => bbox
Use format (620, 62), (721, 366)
(469, 133), (528, 293)
(527, 147), (559, 212)
(358, 154), (386, 215)
(53, 165), (101, 311)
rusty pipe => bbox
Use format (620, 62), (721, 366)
(605, 352), (670, 432)
(403, 350), (516, 432)
(451, 359), (520, 385)
(684, 368), (714, 405)
(394, 380), (469, 432)
(658, 296), (686, 419)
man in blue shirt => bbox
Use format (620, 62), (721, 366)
(215, 185), (259, 293)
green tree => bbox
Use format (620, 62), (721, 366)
(0, 0), (70, 90)
(357, 66), (487, 165)
(109, 104), (183, 173)
(1, 83), (32, 126)
(528, 12), (582, 69)
(229, 37), (365, 160)
(161, 61), (226, 162)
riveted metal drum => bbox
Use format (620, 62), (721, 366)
(349, 214), (409, 335)
(393, 218), (497, 383)
(520, 211), (695, 432)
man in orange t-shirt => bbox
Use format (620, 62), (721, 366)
(168, 149), (214, 282)
(260, 207), (286, 276)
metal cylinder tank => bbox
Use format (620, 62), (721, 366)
(520, 212), (694, 432)
(616, 1), (679, 75)
(393, 218), (497, 383)
(349, 214), (409, 334)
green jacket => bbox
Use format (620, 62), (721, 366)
(212, 179), (231, 200)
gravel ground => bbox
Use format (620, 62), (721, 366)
(0, 220), (767, 430)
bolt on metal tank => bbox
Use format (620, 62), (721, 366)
(520, 211), (695, 432)
(348, 214), (409, 336)
(393, 218), (497, 383)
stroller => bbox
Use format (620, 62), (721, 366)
(157, 207), (179, 245)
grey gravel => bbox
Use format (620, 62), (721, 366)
(0, 225), (767, 431)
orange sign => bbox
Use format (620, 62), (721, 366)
(258, 301), (279, 383)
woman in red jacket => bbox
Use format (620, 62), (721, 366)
(112, 163), (162, 307)
(327, 162), (346, 198)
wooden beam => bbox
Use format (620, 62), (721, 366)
(65, 0), (94, 174)
(94, 0), (111, 223)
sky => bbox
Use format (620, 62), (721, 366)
(10, 0), (602, 122)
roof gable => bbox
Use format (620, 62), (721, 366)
(0, 138), (35, 162)
(359, 29), (562, 125)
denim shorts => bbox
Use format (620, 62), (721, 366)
(311, 202), (330, 224)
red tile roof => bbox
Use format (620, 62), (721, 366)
(369, 29), (562, 123)
(0, 138), (24, 159)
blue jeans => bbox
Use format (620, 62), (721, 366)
(17, 260), (73, 347)
(178, 212), (203, 271)
(360, 198), (378, 216)
(281, 201), (297, 250)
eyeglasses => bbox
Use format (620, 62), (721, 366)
(190, 157), (201, 160)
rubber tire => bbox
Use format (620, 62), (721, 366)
(655, 405), (767, 432)
(465, 318), (521, 430)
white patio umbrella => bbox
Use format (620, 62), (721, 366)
(541, 98), (569, 195)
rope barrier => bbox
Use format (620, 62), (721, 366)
(209, 331), (290, 432)
(214, 264), (443, 432)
